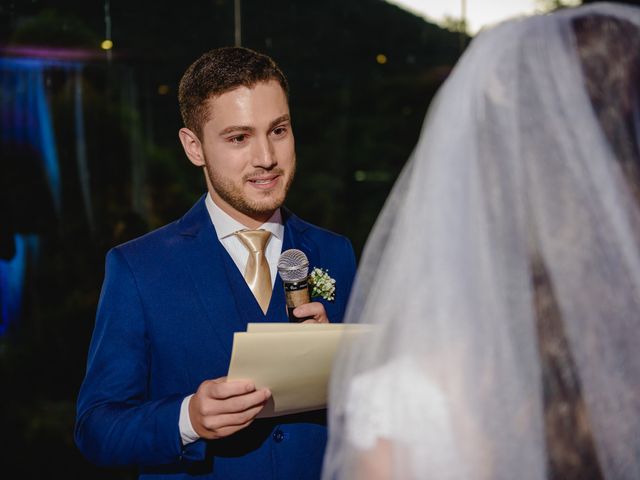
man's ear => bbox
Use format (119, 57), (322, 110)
(178, 128), (205, 167)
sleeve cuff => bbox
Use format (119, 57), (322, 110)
(179, 394), (200, 446)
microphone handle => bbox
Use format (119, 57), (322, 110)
(283, 278), (312, 322)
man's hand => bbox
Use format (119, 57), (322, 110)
(293, 301), (330, 323)
(189, 377), (271, 440)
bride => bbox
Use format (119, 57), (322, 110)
(323, 3), (640, 479)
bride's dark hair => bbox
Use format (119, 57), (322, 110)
(533, 13), (640, 480)
(575, 14), (640, 199)
(532, 254), (604, 480)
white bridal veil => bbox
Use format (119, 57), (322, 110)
(323, 3), (640, 479)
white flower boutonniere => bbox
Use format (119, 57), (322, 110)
(309, 267), (336, 302)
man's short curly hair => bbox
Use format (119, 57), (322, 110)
(178, 47), (289, 139)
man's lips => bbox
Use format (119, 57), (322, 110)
(246, 175), (280, 188)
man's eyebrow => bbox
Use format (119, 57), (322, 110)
(269, 114), (291, 130)
(218, 125), (253, 136)
(218, 114), (291, 136)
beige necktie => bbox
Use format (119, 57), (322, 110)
(235, 229), (272, 314)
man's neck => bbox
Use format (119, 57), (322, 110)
(208, 193), (279, 230)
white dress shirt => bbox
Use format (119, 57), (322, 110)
(179, 193), (285, 445)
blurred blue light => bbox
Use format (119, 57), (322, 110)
(0, 57), (81, 335)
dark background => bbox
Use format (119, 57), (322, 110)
(1, 0), (631, 478)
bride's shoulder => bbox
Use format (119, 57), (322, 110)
(345, 355), (450, 450)
(348, 355), (444, 400)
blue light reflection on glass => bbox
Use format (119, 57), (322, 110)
(0, 57), (82, 334)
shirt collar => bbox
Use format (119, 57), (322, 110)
(205, 193), (284, 241)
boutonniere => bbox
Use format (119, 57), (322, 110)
(309, 267), (336, 302)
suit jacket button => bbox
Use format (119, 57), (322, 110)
(273, 429), (285, 443)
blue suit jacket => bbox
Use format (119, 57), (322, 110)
(75, 196), (356, 479)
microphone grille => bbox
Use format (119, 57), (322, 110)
(277, 249), (309, 282)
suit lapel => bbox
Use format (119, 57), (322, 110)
(282, 208), (321, 276)
(178, 196), (246, 357)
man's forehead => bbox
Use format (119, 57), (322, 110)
(206, 80), (287, 104)
(200, 83), (290, 136)
(206, 82), (288, 116)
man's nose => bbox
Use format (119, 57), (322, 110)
(252, 137), (277, 168)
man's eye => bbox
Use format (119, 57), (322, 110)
(272, 126), (287, 136)
(230, 134), (246, 144)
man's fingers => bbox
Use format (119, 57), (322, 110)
(205, 418), (258, 440)
(205, 378), (257, 400)
(293, 301), (329, 323)
(292, 303), (314, 318)
(199, 386), (271, 414)
(200, 403), (268, 437)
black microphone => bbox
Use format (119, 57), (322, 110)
(277, 249), (312, 322)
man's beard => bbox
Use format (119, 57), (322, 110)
(205, 163), (295, 218)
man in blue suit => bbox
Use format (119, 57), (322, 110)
(75, 47), (356, 479)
